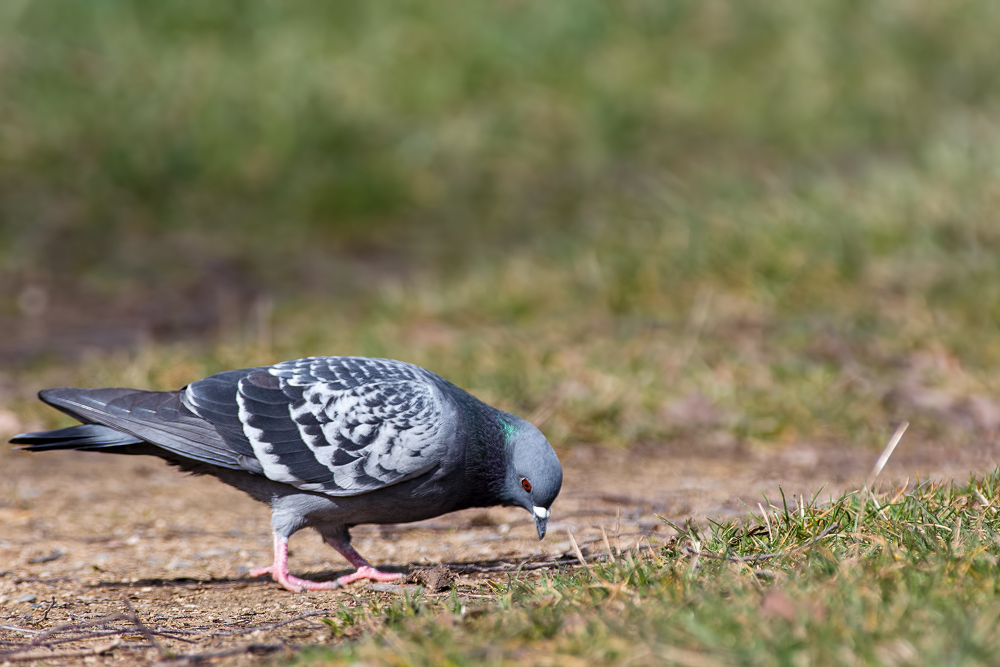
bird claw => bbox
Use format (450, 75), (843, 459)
(249, 563), (402, 592)
(336, 566), (404, 586)
(277, 573), (341, 592)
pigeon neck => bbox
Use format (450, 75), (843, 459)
(462, 400), (512, 507)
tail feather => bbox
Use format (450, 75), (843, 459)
(11, 424), (143, 451)
(12, 387), (245, 470)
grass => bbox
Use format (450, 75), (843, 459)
(3, 1), (1000, 291)
(292, 469), (1000, 666)
(12, 138), (1000, 451)
(5, 2), (1000, 453)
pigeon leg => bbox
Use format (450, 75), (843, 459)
(323, 534), (404, 586)
(250, 530), (345, 592)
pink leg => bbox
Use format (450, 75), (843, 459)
(323, 535), (404, 586)
(250, 530), (401, 592)
(250, 531), (343, 592)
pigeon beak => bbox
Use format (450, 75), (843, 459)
(533, 506), (550, 540)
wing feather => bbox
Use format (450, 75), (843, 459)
(31, 357), (457, 494)
(185, 356), (455, 496)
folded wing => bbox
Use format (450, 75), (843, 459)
(184, 357), (453, 496)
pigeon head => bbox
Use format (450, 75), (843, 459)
(500, 415), (562, 539)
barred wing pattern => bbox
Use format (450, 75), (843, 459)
(185, 357), (452, 496)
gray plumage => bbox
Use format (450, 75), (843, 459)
(10, 356), (563, 591)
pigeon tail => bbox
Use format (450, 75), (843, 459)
(28, 386), (246, 470)
(10, 424), (143, 451)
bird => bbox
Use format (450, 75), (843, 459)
(9, 356), (562, 592)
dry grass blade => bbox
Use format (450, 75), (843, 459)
(758, 502), (773, 541)
(601, 526), (616, 564)
(864, 422), (909, 493)
(567, 530), (592, 575)
(855, 422), (909, 536)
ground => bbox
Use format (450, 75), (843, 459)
(1, 426), (995, 665)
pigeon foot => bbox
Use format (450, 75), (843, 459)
(336, 566), (404, 586)
(252, 530), (403, 592)
(250, 564), (402, 592)
(250, 531), (335, 592)
(249, 564), (340, 592)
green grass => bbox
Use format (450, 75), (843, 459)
(294, 471), (1000, 666)
(13, 137), (1000, 451)
(3, 0), (1000, 290)
(5, 2), (1000, 454)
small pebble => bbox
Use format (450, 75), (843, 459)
(17, 594), (38, 603)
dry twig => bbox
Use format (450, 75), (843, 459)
(151, 643), (285, 665)
(1, 636), (122, 662)
(124, 598), (168, 658)
(29, 613), (126, 645)
(211, 611), (332, 637)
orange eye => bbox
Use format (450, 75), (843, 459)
(521, 478), (532, 492)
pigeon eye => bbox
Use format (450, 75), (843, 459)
(521, 478), (532, 493)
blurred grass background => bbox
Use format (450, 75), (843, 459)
(3, 0), (1000, 453)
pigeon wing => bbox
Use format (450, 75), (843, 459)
(36, 387), (248, 469)
(184, 357), (453, 496)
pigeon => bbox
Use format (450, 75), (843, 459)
(9, 356), (563, 592)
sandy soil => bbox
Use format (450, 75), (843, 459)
(1, 431), (997, 665)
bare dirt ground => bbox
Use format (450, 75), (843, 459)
(1, 430), (997, 665)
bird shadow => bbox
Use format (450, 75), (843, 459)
(91, 565), (412, 590)
(93, 576), (258, 589)
(90, 550), (587, 590)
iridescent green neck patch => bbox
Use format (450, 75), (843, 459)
(500, 419), (517, 444)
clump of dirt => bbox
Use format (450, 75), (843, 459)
(408, 565), (456, 592)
